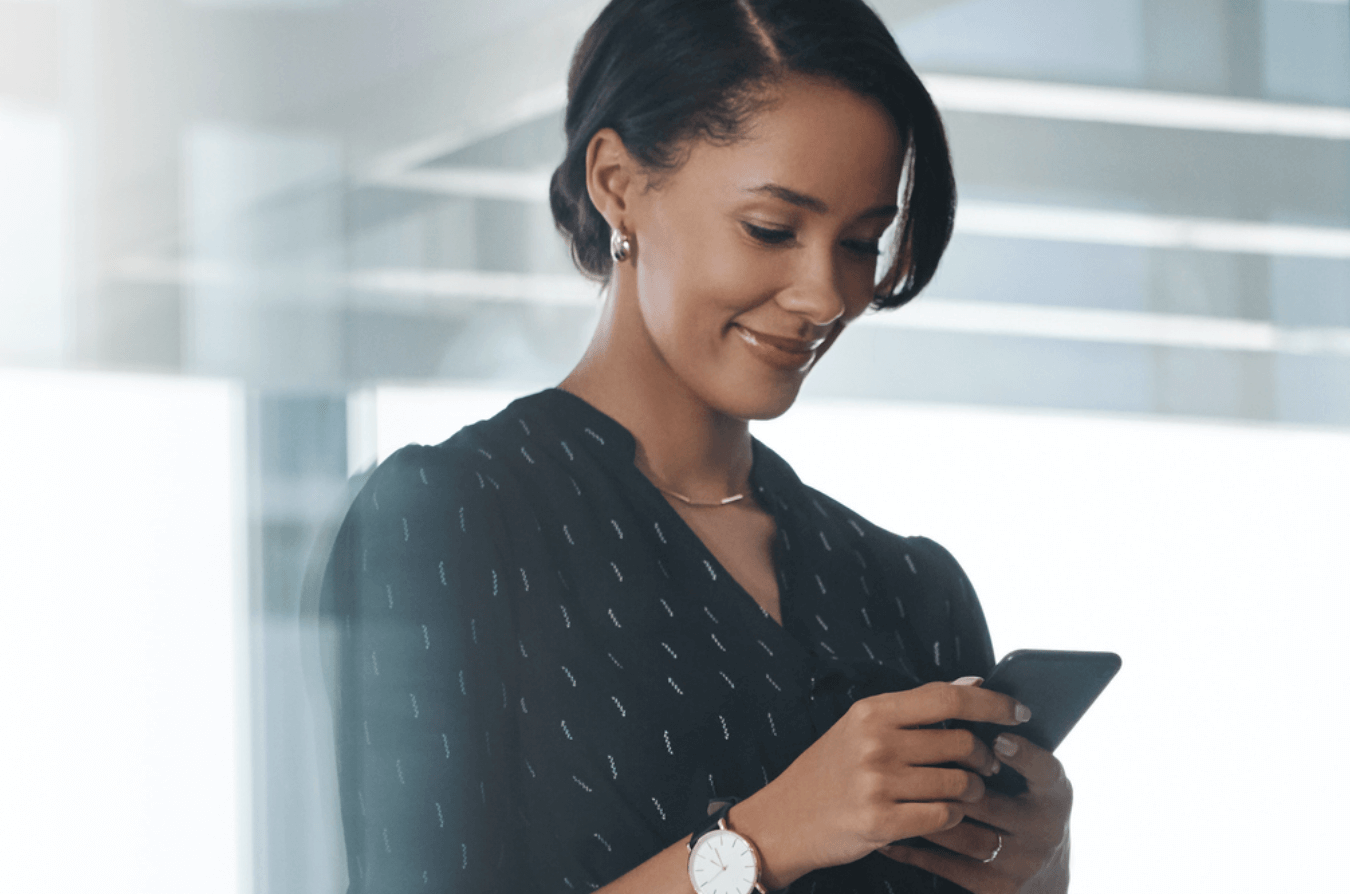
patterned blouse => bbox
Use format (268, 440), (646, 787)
(320, 388), (996, 894)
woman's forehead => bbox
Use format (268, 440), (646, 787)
(673, 80), (905, 212)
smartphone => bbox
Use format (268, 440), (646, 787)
(957, 649), (1122, 795)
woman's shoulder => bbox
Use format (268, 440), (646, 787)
(796, 483), (994, 677)
(354, 433), (491, 518)
(358, 391), (554, 502)
(330, 403), (541, 569)
(752, 436), (967, 581)
(806, 484), (967, 582)
(323, 401), (541, 611)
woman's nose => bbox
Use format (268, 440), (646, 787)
(776, 252), (848, 328)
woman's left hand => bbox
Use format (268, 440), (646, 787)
(878, 732), (1072, 894)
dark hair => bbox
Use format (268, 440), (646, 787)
(548, 0), (956, 311)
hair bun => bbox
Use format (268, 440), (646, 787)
(550, 154), (612, 281)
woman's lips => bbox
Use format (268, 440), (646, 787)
(733, 325), (821, 372)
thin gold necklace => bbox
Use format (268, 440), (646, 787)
(656, 485), (748, 508)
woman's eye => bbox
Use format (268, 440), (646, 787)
(744, 223), (795, 245)
(744, 223), (881, 258)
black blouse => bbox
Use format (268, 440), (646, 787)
(320, 388), (996, 894)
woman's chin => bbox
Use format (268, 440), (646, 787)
(710, 375), (806, 422)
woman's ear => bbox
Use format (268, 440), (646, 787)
(585, 128), (638, 231)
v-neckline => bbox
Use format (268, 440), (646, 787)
(663, 497), (783, 624)
(626, 441), (814, 662)
(533, 387), (813, 658)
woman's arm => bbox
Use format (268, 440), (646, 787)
(321, 445), (522, 893)
(591, 793), (809, 894)
(596, 681), (1030, 893)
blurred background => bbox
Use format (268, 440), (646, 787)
(1, 0), (1347, 891)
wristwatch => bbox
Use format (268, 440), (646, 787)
(686, 797), (769, 894)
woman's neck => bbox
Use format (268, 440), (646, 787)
(559, 289), (753, 502)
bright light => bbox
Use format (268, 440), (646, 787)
(957, 201), (1350, 259)
(924, 72), (1350, 140)
(0, 370), (249, 894)
(863, 298), (1350, 356)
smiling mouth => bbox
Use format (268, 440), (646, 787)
(733, 325), (823, 371)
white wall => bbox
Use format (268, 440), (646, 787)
(0, 370), (249, 894)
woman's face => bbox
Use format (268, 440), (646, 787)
(621, 75), (905, 420)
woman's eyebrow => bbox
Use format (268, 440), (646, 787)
(743, 183), (898, 221)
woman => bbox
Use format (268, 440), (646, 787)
(320, 1), (1073, 892)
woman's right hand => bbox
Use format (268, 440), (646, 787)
(731, 679), (1029, 889)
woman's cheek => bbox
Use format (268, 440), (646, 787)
(711, 248), (787, 315)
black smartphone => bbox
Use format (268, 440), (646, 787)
(958, 649), (1122, 795)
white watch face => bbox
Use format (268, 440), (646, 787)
(688, 828), (759, 894)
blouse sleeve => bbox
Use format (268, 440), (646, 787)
(875, 531), (997, 683)
(914, 535), (997, 680)
(320, 444), (523, 893)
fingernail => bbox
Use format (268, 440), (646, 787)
(988, 759), (1001, 775)
(952, 676), (984, 686)
(994, 735), (1017, 758)
(1014, 703), (1032, 723)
